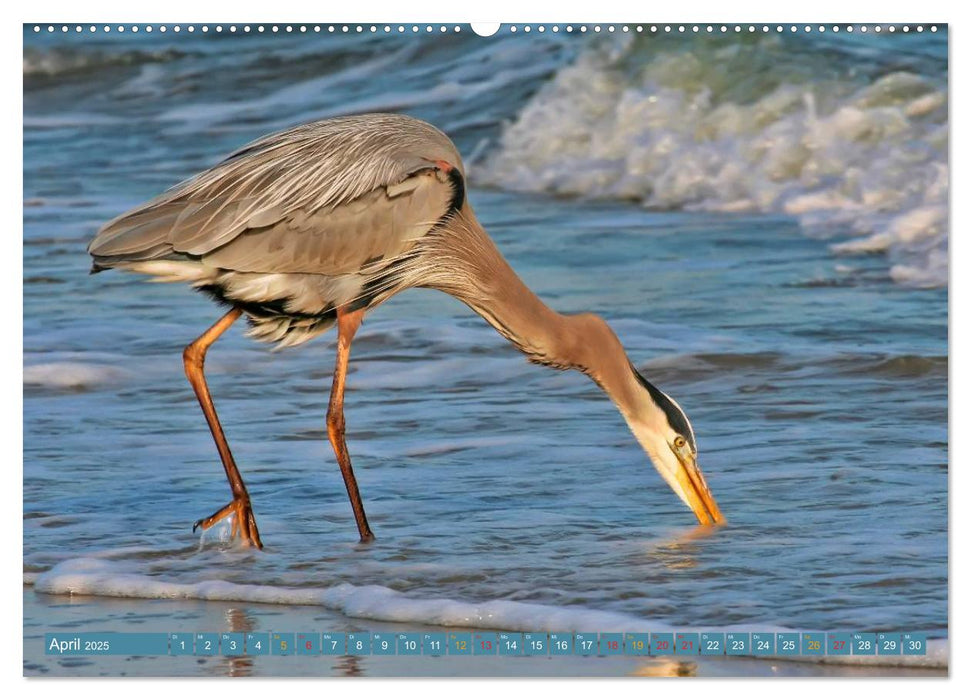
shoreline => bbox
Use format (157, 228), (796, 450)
(24, 588), (947, 678)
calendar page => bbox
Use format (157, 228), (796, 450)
(22, 19), (949, 679)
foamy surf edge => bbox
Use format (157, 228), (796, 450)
(30, 558), (946, 669)
(477, 35), (948, 289)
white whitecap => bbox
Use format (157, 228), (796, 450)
(23, 362), (128, 391)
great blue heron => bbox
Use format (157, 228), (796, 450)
(88, 113), (725, 549)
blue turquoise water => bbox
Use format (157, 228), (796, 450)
(23, 25), (948, 671)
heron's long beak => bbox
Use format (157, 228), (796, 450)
(674, 453), (725, 526)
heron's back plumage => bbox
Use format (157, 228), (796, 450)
(88, 114), (466, 347)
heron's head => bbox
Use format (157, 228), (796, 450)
(622, 364), (725, 526)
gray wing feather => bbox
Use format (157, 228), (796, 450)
(201, 170), (452, 274)
(88, 113), (464, 273)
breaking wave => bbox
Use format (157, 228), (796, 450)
(478, 34), (948, 288)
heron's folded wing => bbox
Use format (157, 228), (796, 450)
(89, 194), (264, 263)
(199, 169), (454, 275)
(89, 202), (185, 259)
(88, 114), (464, 269)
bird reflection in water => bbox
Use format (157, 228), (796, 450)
(216, 608), (256, 678)
(632, 660), (698, 677)
(644, 523), (725, 571)
(334, 654), (365, 677)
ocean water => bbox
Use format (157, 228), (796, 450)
(23, 25), (948, 673)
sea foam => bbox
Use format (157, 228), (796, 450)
(23, 362), (128, 392)
(477, 35), (948, 288)
(32, 557), (946, 668)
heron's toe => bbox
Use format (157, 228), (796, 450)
(193, 498), (263, 549)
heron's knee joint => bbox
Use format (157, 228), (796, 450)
(183, 343), (206, 368)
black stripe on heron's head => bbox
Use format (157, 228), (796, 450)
(445, 167), (465, 214)
(428, 167), (467, 235)
(631, 364), (696, 453)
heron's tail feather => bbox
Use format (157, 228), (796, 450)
(87, 201), (184, 270)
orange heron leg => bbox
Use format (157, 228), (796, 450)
(184, 307), (263, 549)
(327, 307), (374, 542)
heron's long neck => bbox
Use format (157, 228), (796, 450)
(420, 207), (642, 413)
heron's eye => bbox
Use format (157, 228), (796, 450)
(673, 435), (687, 449)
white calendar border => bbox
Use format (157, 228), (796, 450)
(6, 0), (962, 697)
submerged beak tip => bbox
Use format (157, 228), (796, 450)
(679, 457), (725, 527)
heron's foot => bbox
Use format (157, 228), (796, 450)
(193, 498), (263, 549)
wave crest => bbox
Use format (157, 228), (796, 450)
(24, 46), (186, 80)
(478, 35), (948, 288)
